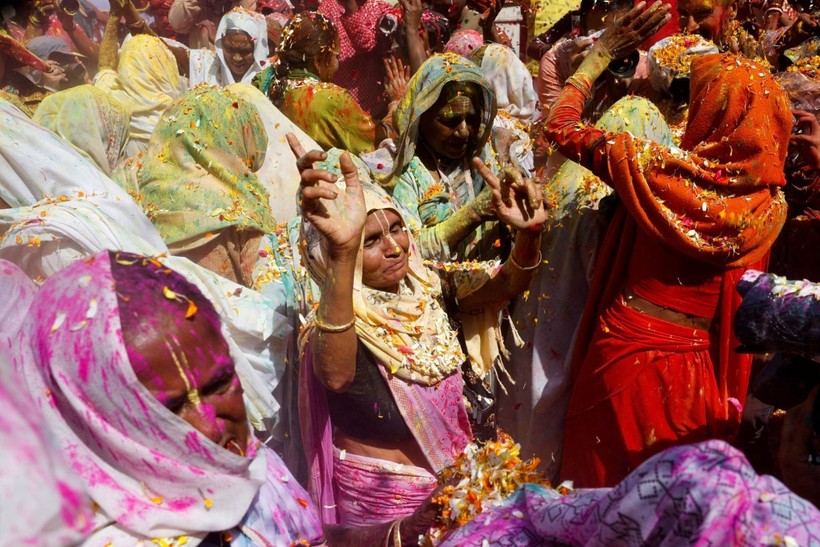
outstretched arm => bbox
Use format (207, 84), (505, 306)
(544, 1), (670, 181)
(399, 0), (427, 74)
(459, 158), (546, 308)
(288, 134), (365, 393)
(97, 1), (123, 71)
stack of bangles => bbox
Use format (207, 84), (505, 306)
(565, 73), (595, 101)
(28, 14), (45, 27)
(128, 18), (147, 32)
(509, 250), (542, 271)
(314, 314), (356, 333)
(383, 518), (404, 547)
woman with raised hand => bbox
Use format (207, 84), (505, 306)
(544, 1), (793, 486)
(370, 53), (512, 263)
(291, 134), (546, 529)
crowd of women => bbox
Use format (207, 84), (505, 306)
(1, 0), (820, 543)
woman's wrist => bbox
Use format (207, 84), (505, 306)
(510, 229), (542, 268)
(574, 42), (613, 83)
(62, 19), (77, 33)
(327, 244), (361, 263)
(28, 13), (46, 28)
(509, 248), (542, 270)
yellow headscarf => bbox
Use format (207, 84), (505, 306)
(97, 35), (182, 147)
(34, 85), (131, 175)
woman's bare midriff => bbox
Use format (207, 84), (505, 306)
(334, 429), (433, 472)
(622, 289), (713, 332)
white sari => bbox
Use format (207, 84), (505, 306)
(0, 97), (284, 433)
(189, 9), (269, 87)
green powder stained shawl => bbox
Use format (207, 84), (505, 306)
(378, 53), (497, 188)
(136, 85), (274, 252)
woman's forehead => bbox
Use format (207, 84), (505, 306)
(366, 208), (402, 224)
(223, 31), (253, 47)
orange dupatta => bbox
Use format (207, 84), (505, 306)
(547, 53), (792, 433)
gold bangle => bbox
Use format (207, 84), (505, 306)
(392, 518), (404, 547)
(383, 520), (399, 547)
(509, 250), (542, 271)
(314, 314), (356, 333)
(566, 73), (594, 101)
(127, 18), (146, 31)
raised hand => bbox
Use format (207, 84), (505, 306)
(569, 36), (594, 73)
(476, 0), (500, 32)
(473, 158), (547, 232)
(597, 0), (671, 60)
(790, 109), (820, 172)
(34, 0), (59, 18)
(384, 56), (411, 102)
(108, 0), (130, 15)
(399, 0), (422, 31)
(287, 134), (366, 255)
(41, 60), (68, 88)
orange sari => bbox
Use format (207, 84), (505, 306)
(545, 53), (791, 486)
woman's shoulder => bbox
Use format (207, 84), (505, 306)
(287, 78), (352, 102)
(402, 155), (433, 178)
(189, 48), (218, 86)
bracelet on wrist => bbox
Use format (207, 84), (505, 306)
(383, 519), (399, 547)
(127, 18), (147, 31)
(509, 250), (542, 271)
(383, 518), (403, 547)
(565, 74), (594, 101)
(29, 14), (44, 27)
(393, 518), (403, 547)
(314, 314), (356, 333)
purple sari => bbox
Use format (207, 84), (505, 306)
(441, 440), (820, 545)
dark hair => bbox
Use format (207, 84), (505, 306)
(421, 10), (451, 52)
(277, 11), (336, 71)
(262, 11), (337, 106)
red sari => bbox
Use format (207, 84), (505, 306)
(545, 53), (791, 487)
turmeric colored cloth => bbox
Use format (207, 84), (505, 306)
(94, 35), (183, 157)
(118, 85), (274, 286)
(277, 69), (377, 155)
(545, 53), (792, 487)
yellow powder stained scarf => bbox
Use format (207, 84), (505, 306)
(133, 85), (274, 252)
(96, 35), (182, 146)
(34, 84), (130, 175)
(300, 177), (464, 386)
(380, 53), (497, 188)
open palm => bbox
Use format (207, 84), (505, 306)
(473, 158), (547, 231)
(288, 135), (366, 253)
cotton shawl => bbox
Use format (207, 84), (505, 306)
(34, 84), (131, 175)
(0, 342), (92, 546)
(13, 251), (268, 545)
(475, 43), (538, 122)
(94, 35), (182, 154)
(0, 96), (167, 254)
(134, 85), (274, 252)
